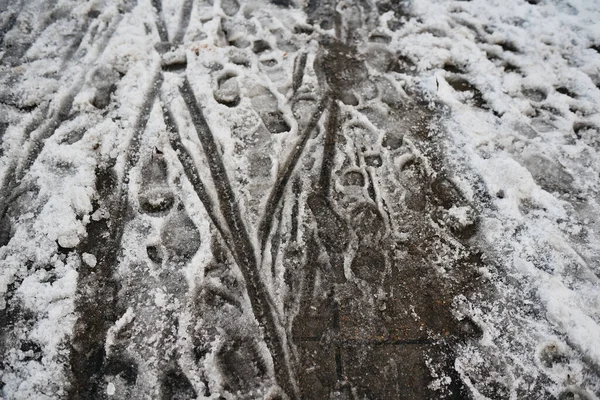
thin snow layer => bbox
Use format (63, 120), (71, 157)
(2, 0), (305, 397)
(1, 0), (600, 398)
(0, 0), (158, 397)
(389, 0), (600, 397)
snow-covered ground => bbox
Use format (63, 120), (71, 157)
(394, 0), (600, 397)
(1, 0), (599, 398)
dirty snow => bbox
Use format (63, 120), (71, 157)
(1, 0), (600, 398)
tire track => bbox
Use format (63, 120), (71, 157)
(0, 0), (60, 66)
(68, 69), (163, 399)
(68, 166), (122, 399)
(150, 0), (169, 43)
(161, 98), (234, 257)
(319, 100), (339, 196)
(68, 1), (219, 395)
(171, 0), (193, 46)
(122, 71), (164, 175)
(0, 3), (22, 48)
(0, 11), (125, 246)
(57, 10), (99, 71)
(70, 1), (205, 395)
(178, 77), (250, 259)
(179, 76), (300, 399)
(292, 52), (308, 94)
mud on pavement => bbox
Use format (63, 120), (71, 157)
(0, 0), (492, 398)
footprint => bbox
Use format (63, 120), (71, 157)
(364, 153), (383, 168)
(260, 59), (277, 67)
(104, 357), (138, 385)
(138, 152), (175, 215)
(252, 39), (271, 54)
(522, 154), (574, 194)
(436, 205), (478, 239)
(214, 73), (241, 107)
(259, 111), (290, 133)
(220, 20), (251, 48)
(443, 63), (465, 74)
(339, 91), (359, 105)
(349, 202), (386, 244)
(160, 368), (196, 399)
(539, 342), (568, 368)
(522, 87), (547, 102)
(358, 79), (379, 101)
(351, 246), (385, 283)
(221, 0), (240, 16)
(457, 317), (483, 339)
(160, 203), (201, 263)
(293, 25), (314, 35)
(20, 341), (42, 362)
(250, 86), (290, 133)
(556, 86), (577, 98)
(430, 175), (467, 209)
(446, 75), (488, 109)
(317, 41), (368, 93)
(61, 127), (86, 145)
(495, 40), (519, 53)
(216, 338), (268, 394)
(89, 66), (120, 109)
(342, 170), (365, 186)
(382, 131), (403, 150)
(365, 46), (394, 73)
(573, 121), (597, 138)
(503, 62), (521, 74)
(369, 32), (391, 44)
(146, 244), (164, 264)
(229, 52), (250, 67)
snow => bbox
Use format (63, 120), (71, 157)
(1, 0), (600, 397)
(81, 252), (97, 268)
(387, 0), (600, 395)
(106, 381), (116, 396)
